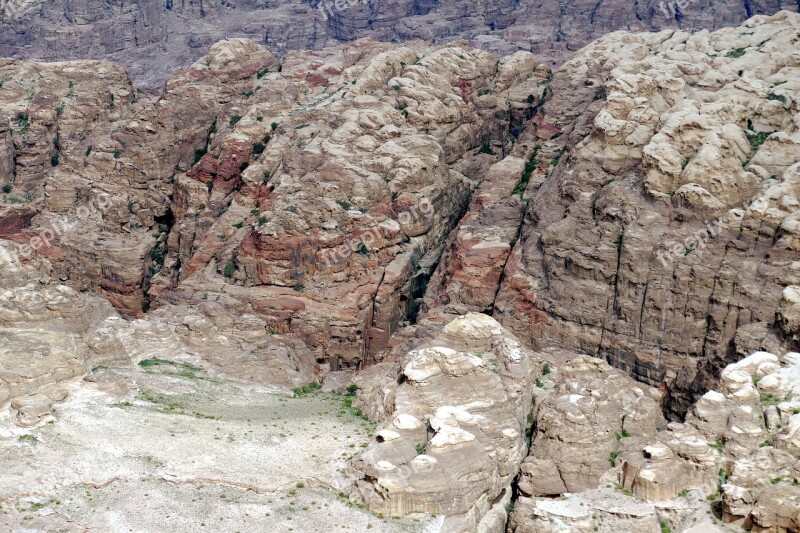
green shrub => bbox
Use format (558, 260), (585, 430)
(478, 142), (495, 155)
(229, 115), (242, 127)
(18, 434), (38, 444)
(223, 262), (235, 278)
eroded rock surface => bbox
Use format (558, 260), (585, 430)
(491, 10), (800, 418)
(351, 313), (538, 531)
(0, 0), (789, 87)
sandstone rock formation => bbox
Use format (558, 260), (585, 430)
(1, 36), (545, 373)
(488, 10), (800, 418)
(351, 313), (538, 531)
(0, 0), (790, 87)
(618, 350), (800, 532)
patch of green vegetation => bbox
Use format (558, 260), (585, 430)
(478, 142), (495, 156)
(767, 92), (787, 104)
(85, 145), (93, 156)
(2, 184), (11, 194)
(678, 489), (690, 498)
(747, 130), (773, 152)
(535, 378), (545, 388)
(513, 144), (541, 199)
(223, 262), (236, 278)
(293, 282), (304, 292)
(613, 482), (632, 496)
(615, 428), (631, 441)
(712, 438), (725, 453)
(415, 443), (425, 455)
(346, 384), (359, 397)
(660, 521), (672, 533)
(258, 216), (268, 225)
(16, 112), (29, 135)
(252, 142), (266, 157)
(335, 198), (352, 210)
(229, 115), (242, 127)
(760, 392), (781, 405)
(551, 146), (567, 166)
(771, 477), (783, 485)
(292, 380), (323, 397)
(271, 121), (279, 131)
(256, 66), (270, 79)
(542, 363), (551, 375)
(138, 358), (203, 373)
(609, 450), (621, 467)
(91, 365), (109, 372)
(18, 434), (38, 444)
(356, 243), (369, 256)
(727, 48), (746, 58)
(593, 86), (607, 101)
(286, 205), (299, 214)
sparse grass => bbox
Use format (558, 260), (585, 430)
(615, 428), (631, 441)
(711, 438), (725, 453)
(609, 450), (621, 467)
(18, 434), (38, 444)
(535, 378), (545, 388)
(660, 521), (672, 533)
(613, 482), (632, 496)
(747, 130), (773, 153)
(138, 358), (203, 373)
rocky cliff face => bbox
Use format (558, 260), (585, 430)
(0, 35), (543, 373)
(0, 0), (792, 87)
(1, 9), (800, 533)
(478, 10), (800, 419)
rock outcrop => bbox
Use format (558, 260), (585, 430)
(619, 350), (800, 532)
(490, 10), (800, 418)
(0, 0), (789, 87)
(351, 313), (538, 531)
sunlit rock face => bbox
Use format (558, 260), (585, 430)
(493, 10), (800, 419)
(351, 313), (538, 531)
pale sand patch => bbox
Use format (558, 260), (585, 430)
(0, 364), (440, 531)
